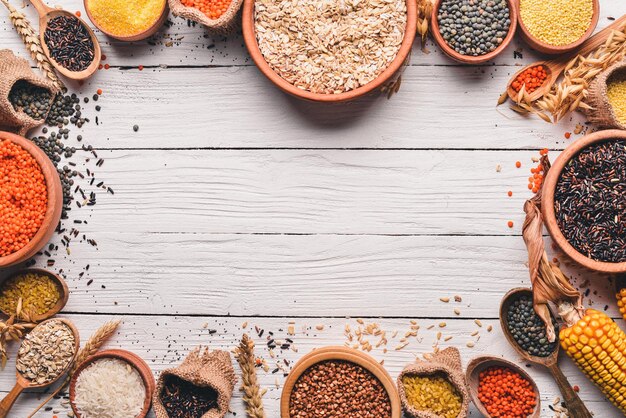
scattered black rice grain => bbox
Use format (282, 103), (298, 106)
(555, 140), (626, 263)
(44, 15), (94, 72)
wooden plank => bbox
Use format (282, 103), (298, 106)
(7, 232), (612, 317)
(0, 315), (618, 417)
(26, 65), (587, 150)
(50, 149), (574, 235)
(0, 0), (622, 67)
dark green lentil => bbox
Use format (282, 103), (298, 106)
(8, 80), (53, 120)
(437, 0), (511, 56)
(133, 125), (139, 132)
(506, 294), (558, 357)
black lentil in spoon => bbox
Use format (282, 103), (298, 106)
(438, 0), (511, 56)
(506, 295), (558, 357)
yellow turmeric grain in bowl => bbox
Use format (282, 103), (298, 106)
(402, 373), (462, 418)
(520, 0), (593, 46)
(86, 0), (166, 37)
(607, 77), (626, 126)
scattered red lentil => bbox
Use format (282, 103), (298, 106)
(75, 10), (81, 17)
(507, 191), (512, 197)
(0, 139), (48, 257)
(104, 64), (110, 70)
(181, 0), (233, 20)
(564, 132), (572, 139)
(96, 89), (103, 95)
(138, 65), (144, 71)
(478, 366), (536, 418)
(574, 385), (580, 392)
(101, 54), (106, 60)
(515, 161), (521, 168)
(98, 64), (103, 70)
(511, 65), (547, 93)
(508, 221), (514, 228)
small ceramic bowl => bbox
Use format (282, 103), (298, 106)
(280, 346), (401, 418)
(69, 349), (156, 418)
(0, 131), (63, 269)
(516, 0), (599, 55)
(84, 0), (169, 41)
(542, 129), (626, 275)
(431, 0), (517, 64)
(466, 356), (541, 418)
(0, 268), (69, 321)
(241, 0), (417, 102)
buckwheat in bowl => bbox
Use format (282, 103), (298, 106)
(242, 0), (417, 102)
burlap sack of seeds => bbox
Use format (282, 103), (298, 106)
(0, 49), (57, 136)
(153, 347), (237, 418)
(585, 59), (626, 130)
(397, 347), (470, 418)
(168, 0), (243, 35)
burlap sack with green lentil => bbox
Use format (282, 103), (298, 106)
(0, 49), (57, 136)
(168, 0), (243, 35)
(397, 347), (470, 418)
(585, 59), (626, 130)
(153, 347), (237, 418)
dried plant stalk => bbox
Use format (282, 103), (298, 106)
(0, 0), (64, 91)
(234, 334), (267, 418)
(417, 0), (433, 52)
(27, 319), (121, 418)
(514, 29), (626, 122)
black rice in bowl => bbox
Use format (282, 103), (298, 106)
(554, 139), (626, 263)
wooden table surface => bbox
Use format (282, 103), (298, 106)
(1, 1), (624, 416)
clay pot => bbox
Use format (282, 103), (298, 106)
(542, 129), (626, 275)
(241, 0), (417, 102)
(430, 0), (518, 64)
(0, 131), (63, 269)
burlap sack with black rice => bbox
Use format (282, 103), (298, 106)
(0, 49), (57, 136)
(168, 0), (243, 34)
(585, 59), (626, 130)
(397, 347), (470, 418)
(153, 347), (237, 418)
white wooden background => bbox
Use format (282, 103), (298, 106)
(1, 1), (625, 416)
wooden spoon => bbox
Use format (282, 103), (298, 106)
(0, 318), (80, 418)
(507, 14), (626, 103)
(29, 0), (101, 80)
(500, 288), (592, 418)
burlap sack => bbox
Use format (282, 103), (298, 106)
(585, 59), (626, 130)
(0, 49), (57, 136)
(153, 347), (237, 418)
(397, 347), (470, 418)
(168, 0), (243, 34)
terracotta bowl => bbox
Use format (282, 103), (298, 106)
(69, 349), (156, 418)
(241, 0), (417, 102)
(0, 268), (68, 321)
(0, 131), (63, 269)
(466, 356), (541, 418)
(542, 129), (626, 275)
(84, 0), (169, 42)
(517, 0), (599, 55)
(280, 346), (401, 418)
(431, 0), (517, 64)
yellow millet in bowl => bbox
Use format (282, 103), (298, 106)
(520, 0), (593, 46)
(607, 78), (626, 125)
(87, 0), (166, 37)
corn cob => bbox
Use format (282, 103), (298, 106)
(617, 288), (626, 321)
(559, 308), (626, 414)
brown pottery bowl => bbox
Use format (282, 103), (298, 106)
(280, 346), (401, 418)
(466, 356), (541, 418)
(542, 129), (626, 275)
(242, 0), (417, 102)
(516, 0), (599, 55)
(84, 0), (169, 41)
(431, 0), (517, 64)
(0, 131), (63, 269)
(0, 268), (69, 321)
(69, 349), (156, 418)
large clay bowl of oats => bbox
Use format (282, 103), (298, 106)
(242, 0), (417, 102)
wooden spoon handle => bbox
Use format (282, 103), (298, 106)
(27, 0), (53, 17)
(0, 380), (27, 418)
(548, 363), (593, 418)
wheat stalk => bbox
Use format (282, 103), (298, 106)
(0, 0), (64, 91)
(27, 319), (121, 418)
(234, 334), (267, 418)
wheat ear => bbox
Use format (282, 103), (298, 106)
(0, 0), (64, 91)
(235, 334), (267, 418)
(27, 320), (121, 418)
